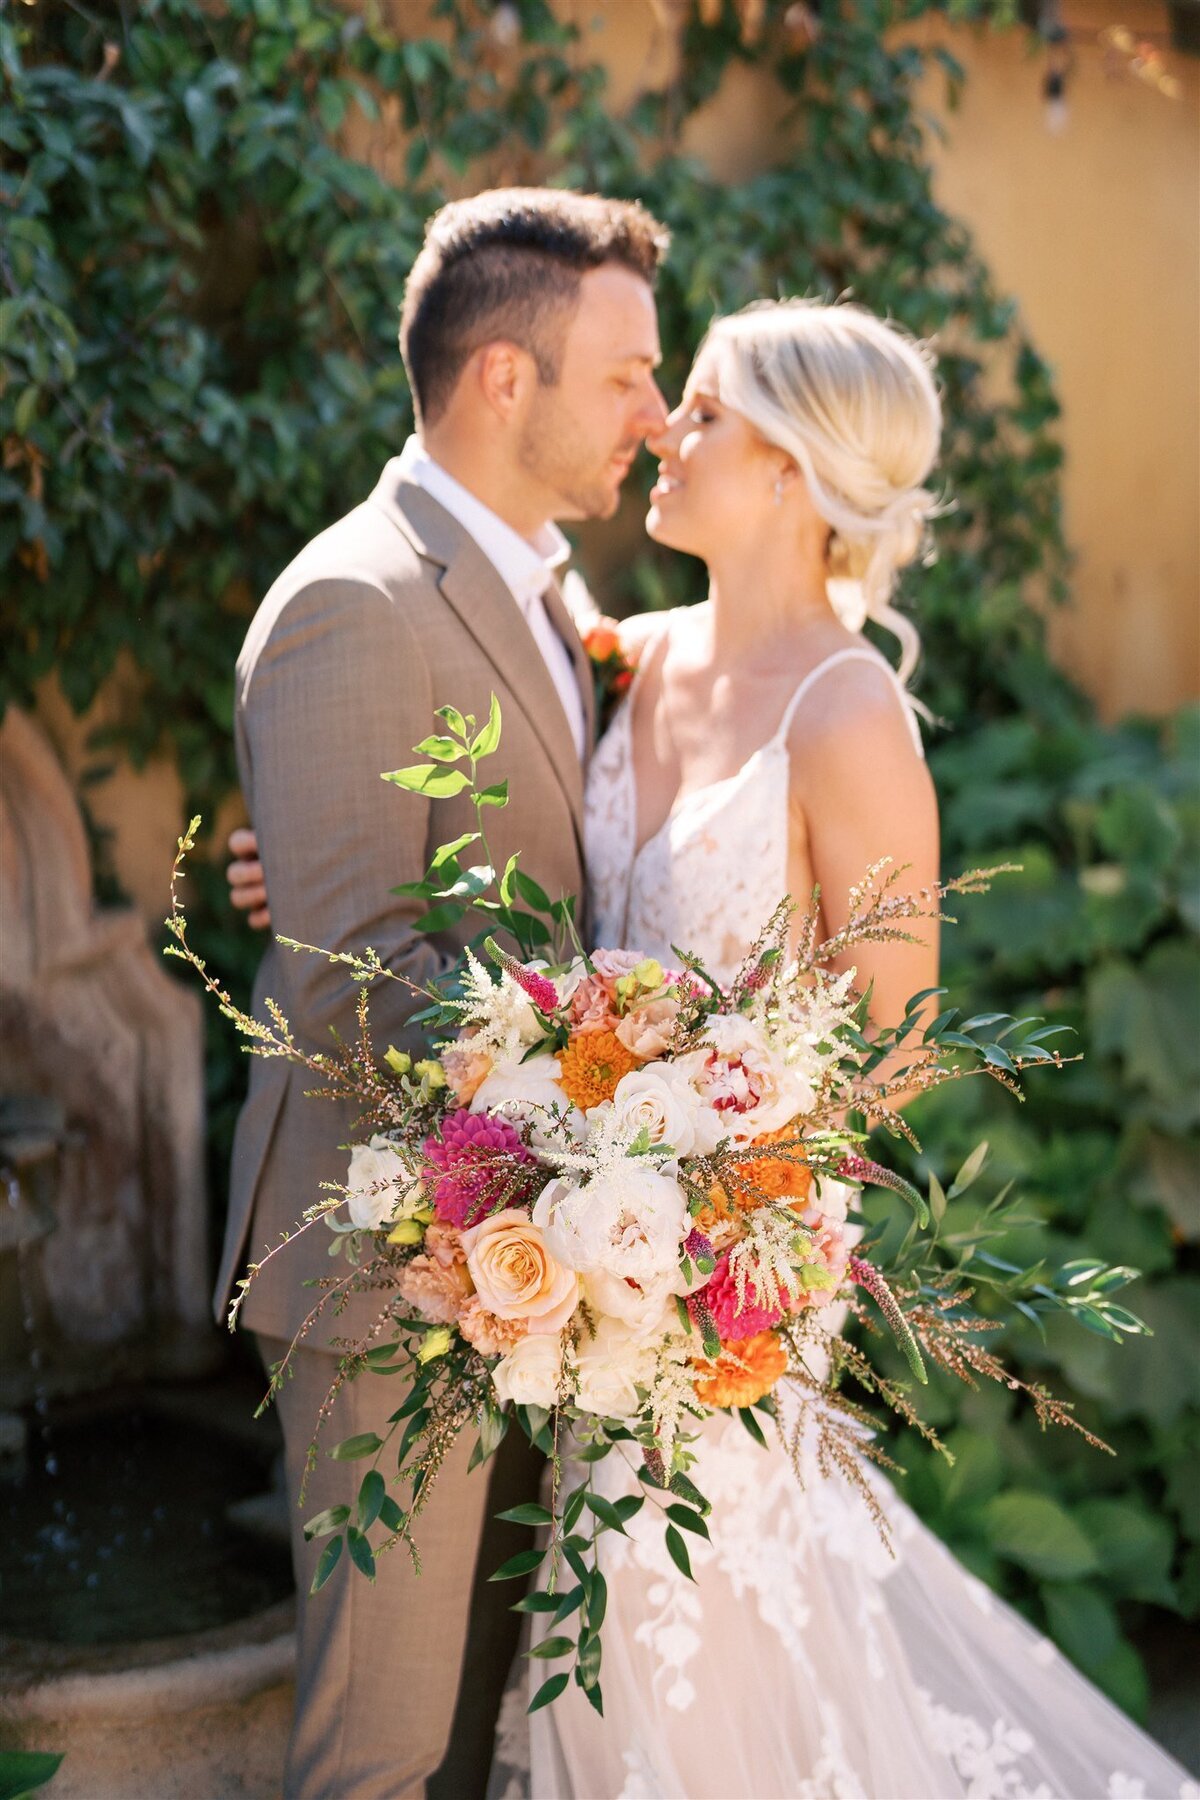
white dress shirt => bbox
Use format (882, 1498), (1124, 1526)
(396, 437), (587, 761)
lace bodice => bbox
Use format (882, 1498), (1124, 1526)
(584, 613), (924, 979)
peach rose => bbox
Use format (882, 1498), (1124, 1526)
(461, 1208), (579, 1335)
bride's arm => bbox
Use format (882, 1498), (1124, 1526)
(789, 663), (940, 1042)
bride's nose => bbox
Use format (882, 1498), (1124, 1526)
(646, 408), (683, 458)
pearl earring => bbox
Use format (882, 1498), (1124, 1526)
(773, 477), (785, 505)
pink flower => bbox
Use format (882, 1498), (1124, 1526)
(797, 1219), (849, 1309)
(701, 1249), (791, 1340)
(423, 1109), (533, 1230)
(457, 1295), (529, 1358)
(395, 1251), (472, 1326)
(568, 972), (621, 1035)
(485, 939), (561, 1015)
(441, 1039), (493, 1105)
(615, 992), (683, 1060)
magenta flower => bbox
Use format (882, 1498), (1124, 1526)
(701, 1249), (791, 1340)
(483, 938), (561, 1016)
(422, 1108), (532, 1230)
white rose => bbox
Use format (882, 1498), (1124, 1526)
(583, 1267), (679, 1338)
(574, 1317), (657, 1420)
(345, 1134), (411, 1230)
(595, 1060), (725, 1159)
(491, 1331), (563, 1410)
(470, 1053), (586, 1150)
(693, 1014), (815, 1142)
(533, 1166), (688, 1285)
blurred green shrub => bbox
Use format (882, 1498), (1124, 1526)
(2, 0), (1194, 1715)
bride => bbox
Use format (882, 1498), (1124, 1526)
(495, 298), (1195, 1800)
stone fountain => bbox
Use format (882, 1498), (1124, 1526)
(0, 708), (294, 1799)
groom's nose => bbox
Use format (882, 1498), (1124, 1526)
(635, 377), (669, 440)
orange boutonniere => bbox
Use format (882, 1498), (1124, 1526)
(583, 615), (639, 737)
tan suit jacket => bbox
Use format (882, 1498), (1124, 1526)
(215, 460), (592, 1344)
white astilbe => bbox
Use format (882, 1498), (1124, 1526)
(761, 965), (862, 1090)
(727, 1206), (813, 1315)
(441, 947), (545, 1063)
(647, 1328), (702, 1467)
(535, 1096), (675, 1182)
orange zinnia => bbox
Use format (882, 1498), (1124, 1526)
(557, 1029), (638, 1111)
(694, 1130), (813, 1236)
(693, 1331), (787, 1409)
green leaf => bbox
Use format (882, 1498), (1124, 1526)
(527, 1672), (569, 1714)
(664, 1524), (694, 1581)
(379, 1495), (406, 1534)
(436, 705), (468, 737)
(303, 1504), (350, 1539)
(1076, 1498), (1176, 1605)
(488, 1547), (547, 1582)
(666, 1503), (711, 1540)
(331, 1431), (383, 1461)
(496, 1502), (554, 1527)
(476, 779), (510, 808)
(356, 1469), (385, 1532)
(512, 1590), (561, 1615)
(0, 1752), (64, 1800)
(414, 734), (465, 762)
(431, 832), (481, 869)
(981, 1492), (1099, 1581)
(526, 1634), (574, 1660)
(471, 692), (502, 757)
(346, 1525), (376, 1580)
(310, 1534), (343, 1593)
(948, 1140), (989, 1197)
(382, 763), (472, 798)
(513, 869), (553, 913)
(14, 384), (39, 435)
(738, 1407), (767, 1448)
(584, 1492), (628, 1534)
(552, 1583), (585, 1623)
(587, 1568), (608, 1633)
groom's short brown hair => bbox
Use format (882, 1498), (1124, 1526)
(400, 188), (669, 427)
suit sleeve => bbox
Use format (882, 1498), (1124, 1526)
(239, 576), (451, 1052)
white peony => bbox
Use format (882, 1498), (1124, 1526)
(692, 1014), (814, 1142)
(591, 1061), (724, 1160)
(533, 1166), (688, 1285)
(491, 1331), (564, 1410)
(345, 1135), (412, 1230)
(470, 1053), (586, 1150)
(583, 1267), (679, 1338)
(574, 1316), (658, 1420)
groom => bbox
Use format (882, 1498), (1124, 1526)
(217, 188), (668, 1799)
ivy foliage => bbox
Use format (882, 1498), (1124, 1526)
(2, 0), (1195, 1721)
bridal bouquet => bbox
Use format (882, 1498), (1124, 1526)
(167, 699), (1146, 1719)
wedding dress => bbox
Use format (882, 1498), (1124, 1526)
(490, 617), (1196, 1800)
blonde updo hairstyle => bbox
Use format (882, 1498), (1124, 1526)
(703, 297), (943, 685)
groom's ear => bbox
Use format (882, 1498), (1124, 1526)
(475, 340), (538, 424)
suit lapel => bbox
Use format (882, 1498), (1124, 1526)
(371, 463), (588, 849)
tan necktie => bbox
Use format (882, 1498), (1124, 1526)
(538, 576), (595, 762)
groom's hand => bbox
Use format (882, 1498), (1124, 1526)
(226, 826), (271, 929)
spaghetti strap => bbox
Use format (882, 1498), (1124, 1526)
(774, 647), (925, 758)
